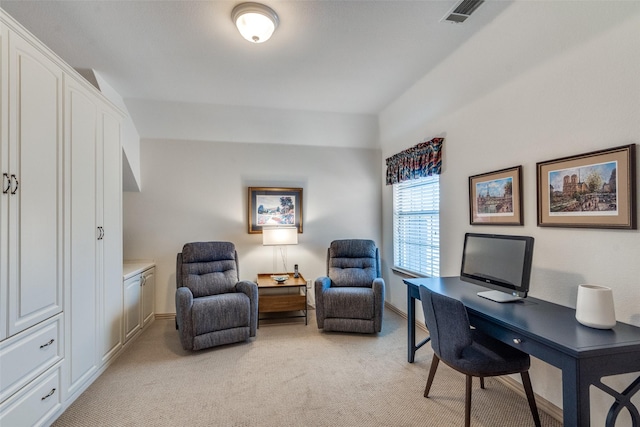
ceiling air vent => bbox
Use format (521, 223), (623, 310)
(441, 0), (485, 24)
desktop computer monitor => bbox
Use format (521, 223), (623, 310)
(460, 233), (535, 302)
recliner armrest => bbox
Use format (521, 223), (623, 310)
(175, 286), (194, 350)
(314, 276), (332, 328)
(315, 276), (332, 295)
(372, 278), (385, 333)
(236, 280), (259, 337)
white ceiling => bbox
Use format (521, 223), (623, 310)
(1, 0), (512, 116)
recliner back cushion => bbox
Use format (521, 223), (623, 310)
(181, 242), (239, 297)
(328, 239), (378, 288)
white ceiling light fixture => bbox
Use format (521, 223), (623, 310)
(232, 2), (279, 44)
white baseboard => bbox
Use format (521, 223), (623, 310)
(155, 312), (176, 320)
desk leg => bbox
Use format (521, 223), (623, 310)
(408, 290), (416, 363)
(591, 376), (640, 426)
(407, 286), (431, 363)
(563, 363), (591, 427)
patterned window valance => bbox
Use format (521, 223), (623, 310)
(385, 137), (444, 185)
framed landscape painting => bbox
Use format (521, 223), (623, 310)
(536, 144), (636, 229)
(248, 187), (303, 234)
(469, 166), (523, 225)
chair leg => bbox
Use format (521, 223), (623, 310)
(424, 355), (440, 398)
(520, 371), (541, 427)
(479, 376), (485, 389)
(465, 375), (472, 427)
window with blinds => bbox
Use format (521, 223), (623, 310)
(393, 175), (440, 277)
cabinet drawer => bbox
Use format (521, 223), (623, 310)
(0, 315), (63, 403)
(0, 365), (62, 427)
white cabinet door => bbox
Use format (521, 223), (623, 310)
(123, 275), (142, 342)
(1, 18), (9, 342)
(142, 268), (155, 328)
(99, 108), (123, 365)
(7, 29), (63, 337)
(65, 78), (99, 397)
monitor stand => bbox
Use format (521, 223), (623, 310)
(477, 290), (522, 303)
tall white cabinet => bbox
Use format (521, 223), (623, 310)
(64, 78), (124, 399)
(100, 109), (124, 366)
(1, 9), (126, 426)
(2, 15), (64, 342)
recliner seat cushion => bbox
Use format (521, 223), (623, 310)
(324, 287), (374, 319)
(192, 293), (250, 335)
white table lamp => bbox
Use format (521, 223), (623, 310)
(262, 226), (297, 273)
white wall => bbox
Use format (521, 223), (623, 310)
(126, 99), (379, 149)
(123, 138), (382, 315)
(379, 1), (640, 425)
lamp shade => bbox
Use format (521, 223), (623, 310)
(262, 226), (298, 246)
(575, 284), (616, 329)
(232, 2), (279, 43)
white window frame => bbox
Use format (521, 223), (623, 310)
(392, 175), (440, 277)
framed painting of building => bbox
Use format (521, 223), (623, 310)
(469, 166), (523, 225)
(536, 144), (636, 229)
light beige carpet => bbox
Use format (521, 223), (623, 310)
(53, 310), (561, 426)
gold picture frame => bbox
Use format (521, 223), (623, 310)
(536, 144), (636, 229)
(469, 166), (523, 225)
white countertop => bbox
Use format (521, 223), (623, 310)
(123, 260), (155, 279)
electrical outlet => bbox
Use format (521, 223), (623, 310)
(306, 280), (312, 289)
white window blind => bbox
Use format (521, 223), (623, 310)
(393, 175), (440, 277)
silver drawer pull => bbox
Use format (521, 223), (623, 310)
(40, 339), (55, 349)
(41, 388), (56, 401)
(513, 338), (522, 344)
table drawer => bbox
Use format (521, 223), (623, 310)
(0, 365), (62, 427)
(471, 314), (542, 356)
(259, 295), (306, 312)
(0, 314), (63, 403)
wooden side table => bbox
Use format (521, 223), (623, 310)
(256, 273), (308, 326)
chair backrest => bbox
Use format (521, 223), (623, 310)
(178, 241), (240, 298)
(326, 239), (380, 287)
(419, 286), (473, 363)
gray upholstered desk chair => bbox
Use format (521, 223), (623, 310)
(419, 285), (541, 427)
(175, 241), (258, 351)
(314, 239), (384, 334)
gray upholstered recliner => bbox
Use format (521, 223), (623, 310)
(175, 241), (258, 351)
(315, 239), (385, 333)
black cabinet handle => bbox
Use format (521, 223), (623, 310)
(40, 339), (55, 349)
(10, 174), (18, 194)
(2, 173), (10, 194)
(41, 388), (56, 401)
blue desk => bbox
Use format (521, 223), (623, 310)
(404, 276), (640, 427)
